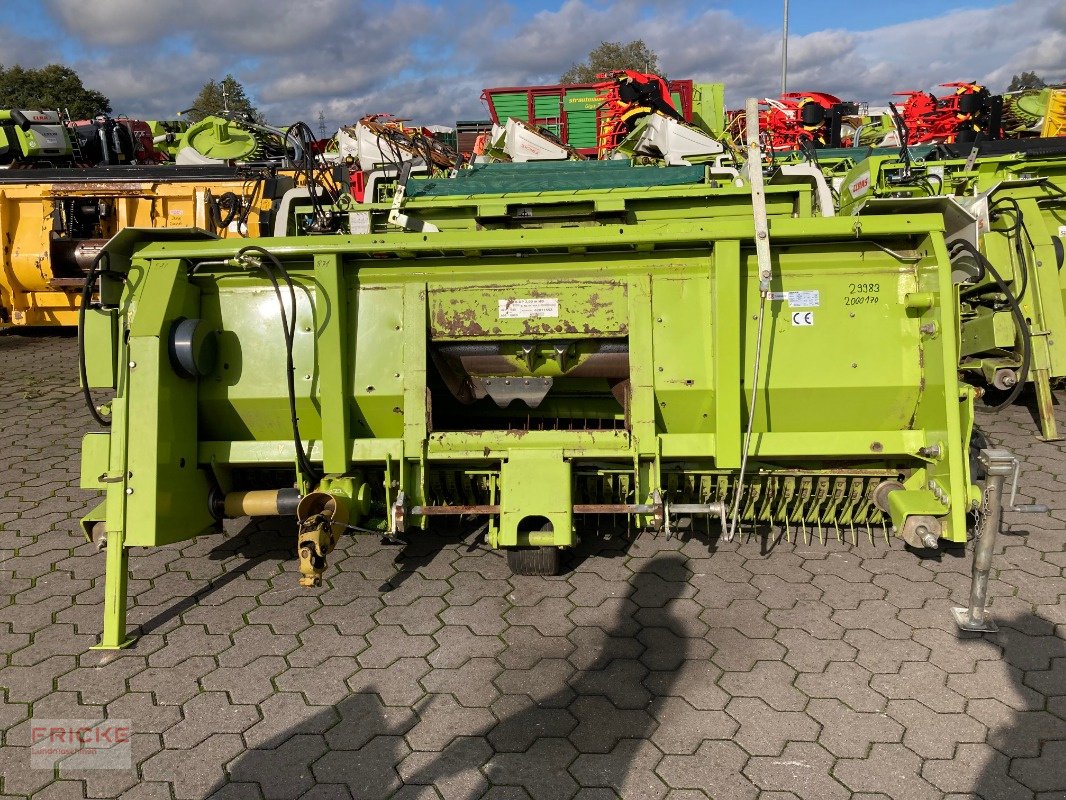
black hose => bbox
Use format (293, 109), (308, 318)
(236, 245), (321, 484)
(951, 239), (1031, 410)
(989, 196), (1033, 303)
(206, 190), (241, 230)
(78, 253), (112, 427)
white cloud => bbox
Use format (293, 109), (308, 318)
(1, 0), (1063, 128)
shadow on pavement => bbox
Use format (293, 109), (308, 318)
(973, 610), (1066, 799)
(212, 554), (692, 799)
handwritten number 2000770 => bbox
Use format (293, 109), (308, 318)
(846, 283), (880, 306)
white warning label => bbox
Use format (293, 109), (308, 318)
(498, 297), (559, 319)
(769, 290), (820, 308)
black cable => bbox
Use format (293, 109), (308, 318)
(206, 190), (240, 230)
(78, 253), (112, 427)
(989, 196), (1032, 303)
(237, 245), (321, 484)
(951, 239), (1031, 410)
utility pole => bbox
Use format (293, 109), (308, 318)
(318, 110), (326, 139)
(781, 0), (790, 96)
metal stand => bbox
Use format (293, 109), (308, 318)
(952, 448), (1015, 633)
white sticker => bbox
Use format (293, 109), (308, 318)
(770, 290), (820, 308)
(791, 311), (814, 326)
(1059, 224), (1066, 238)
(498, 297), (559, 319)
(787, 290), (819, 308)
(349, 211), (370, 235)
(848, 170), (871, 199)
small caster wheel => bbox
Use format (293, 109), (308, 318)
(506, 546), (560, 576)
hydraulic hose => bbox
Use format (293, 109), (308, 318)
(951, 239), (1032, 411)
(78, 253), (112, 427)
(236, 245), (321, 484)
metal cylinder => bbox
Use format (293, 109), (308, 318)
(223, 488), (300, 518)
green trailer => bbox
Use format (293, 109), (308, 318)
(481, 80), (702, 156)
(79, 159), (981, 649)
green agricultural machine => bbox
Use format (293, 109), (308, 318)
(80, 129), (988, 648)
(0, 109), (74, 165)
(837, 138), (1066, 439)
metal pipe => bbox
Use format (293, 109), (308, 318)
(408, 502), (728, 516)
(222, 488), (300, 518)
(781, 0), (790, 96)
(952, 448), (1015, 632)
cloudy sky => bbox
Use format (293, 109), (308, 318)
(3, 0), (1065, 131)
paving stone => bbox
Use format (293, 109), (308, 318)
(967, 698), (1066, 759)
(346, 656), (432, 707)
(568, 695), (654, 754)
(656, 739), (756, 798)
(312, 735), (408, 800)
(744, 741), (850, 799)
(922, 742), (1034, 799)
(794, 661), (886, 712)
(162, 691), (260, 748)
(870, 661), (968, 713)
(493, 658), (577, 708)
(140, 733), (246, 799)
(834, 742), (944, 800)
(645, 659), (728, 711)
(419, 656), (502, 708)
(724, 696), (818, 757)
(397, 736), (492, 799)
(242, 692), (336, 749)
(483, 738), (579, 800)
(719, 661), (807, 712)
(488, 694), (577, 753)
(323, 693), (415, 751)
(404, 694), (495, 751)
(569, 738), (668, 800)
(274, 656), (360, 705)
(227, 733), (328, 800)
(887, 699), (986, 759)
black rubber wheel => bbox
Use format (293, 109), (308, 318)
(506, 546), (560, 576)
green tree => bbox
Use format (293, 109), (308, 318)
(186, 75), (260, 122)
(1007, 71), (1047, 92)
(560, 40), (665, 84)
(0, 64), (111, 119)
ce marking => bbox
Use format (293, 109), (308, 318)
(791, 312), (814, 326)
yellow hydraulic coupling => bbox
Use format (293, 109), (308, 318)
(295, 489), (351, 587)
(297, 515), (335, 587)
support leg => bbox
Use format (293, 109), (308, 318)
(1033, 368), (1061, 442)
(953, 449), (1015, 633)
(92, 526), (135, 649)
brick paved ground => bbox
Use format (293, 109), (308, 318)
(0, 331), (1064, 800)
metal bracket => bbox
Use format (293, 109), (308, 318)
(387, 160), (440, 233)
(391, 490), (408, 534)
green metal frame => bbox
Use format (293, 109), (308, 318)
(82, 191), (977, 648)
(841, 146), (1066, 439)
